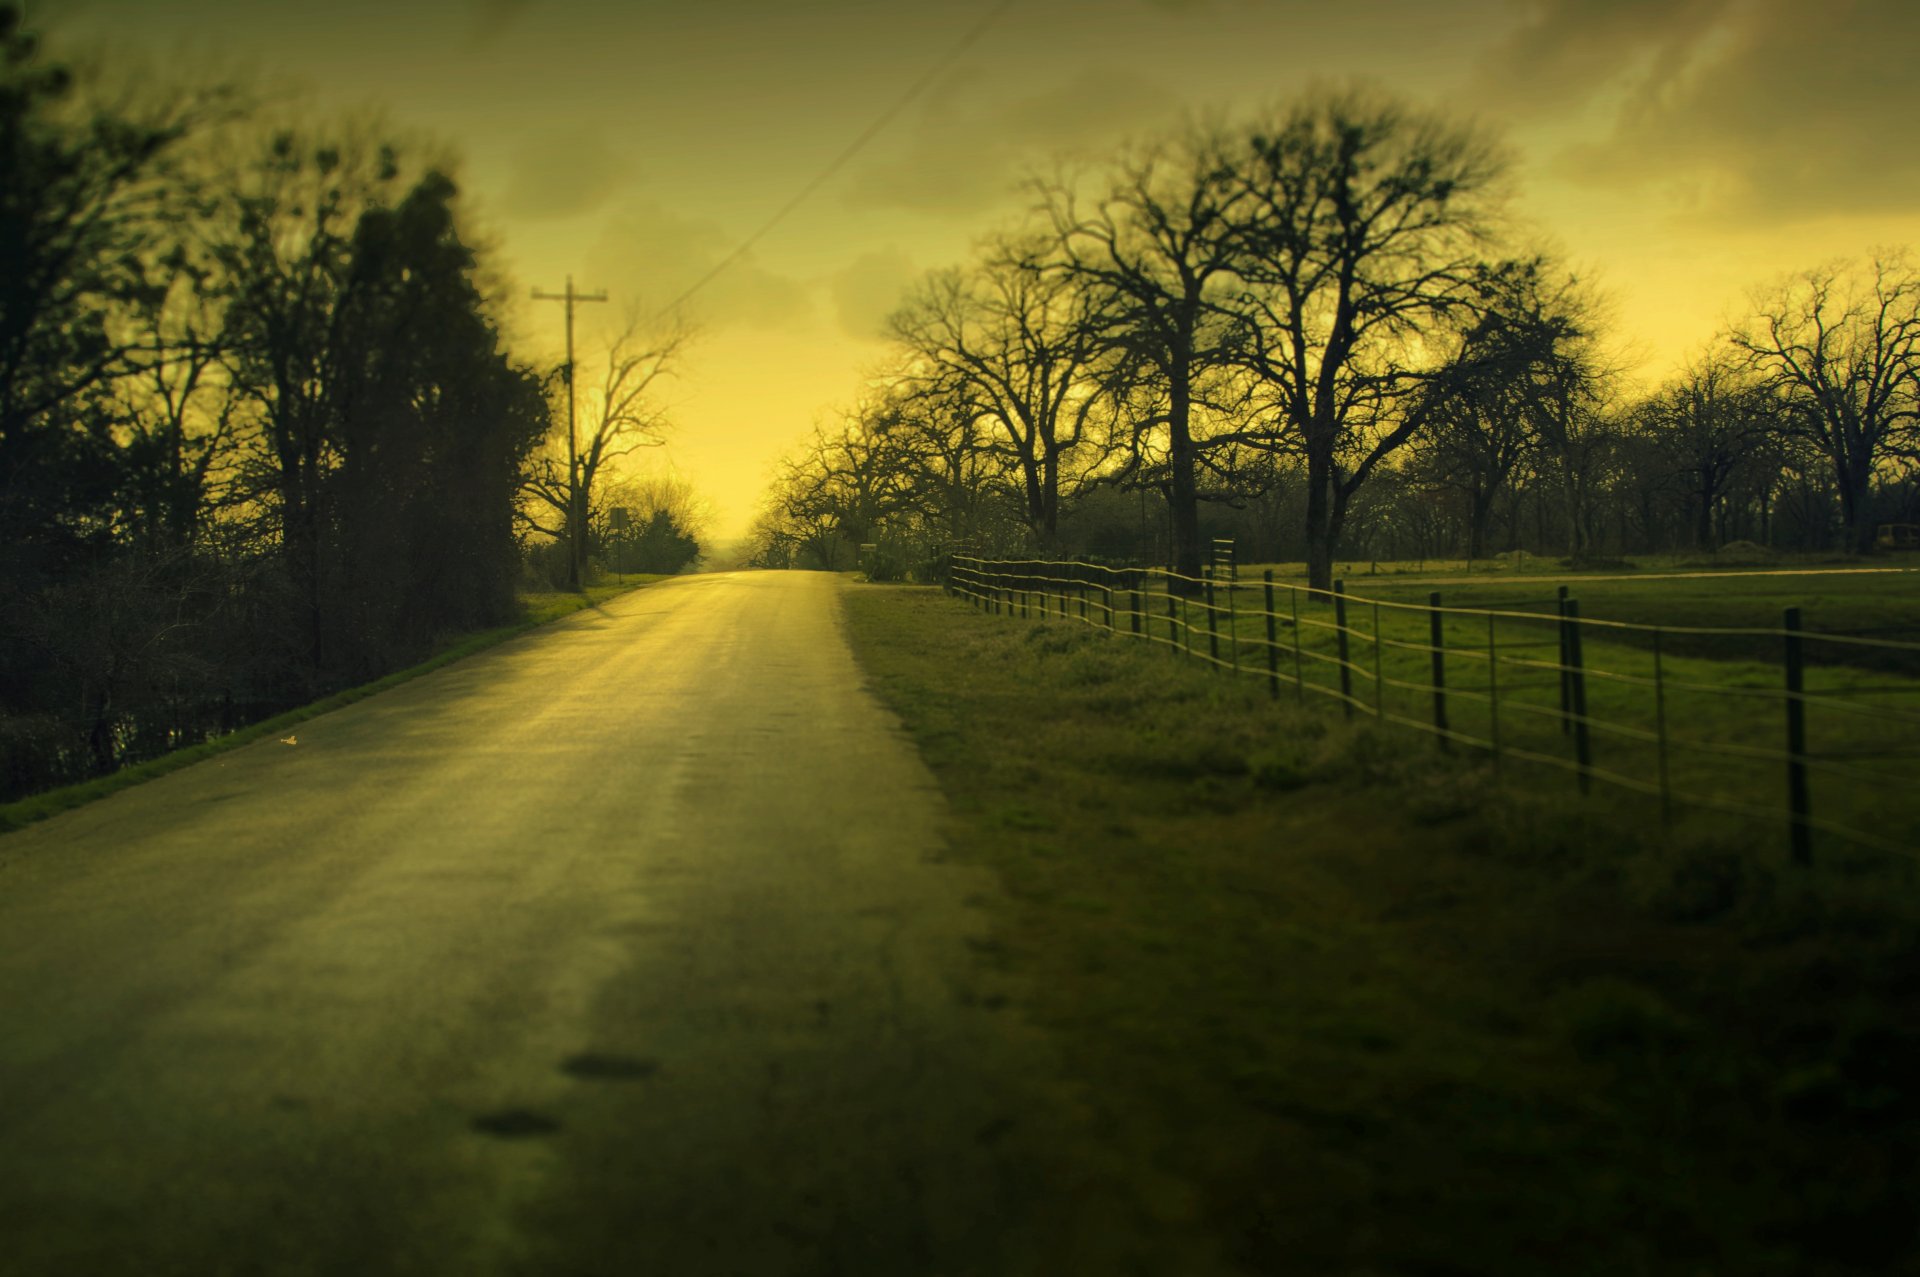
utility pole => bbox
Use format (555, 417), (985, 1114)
(532, 276), (607, 589)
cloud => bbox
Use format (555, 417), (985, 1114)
(498, 126), (636, 221)
(1475, 0), (1920, 223)
(468, 0), (534, 47)
(829, 248), (919, 340)
(848, 66), (1182, 215)
(583, 203), (813, 334)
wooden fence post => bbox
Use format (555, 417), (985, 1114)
(1784, 607), (1812, 865)
(1429, 591), (1449, 751)
(1131, 586), (1142, 636)
(1565, 598), (1591, 794)
(1334, 580), (1353, 719)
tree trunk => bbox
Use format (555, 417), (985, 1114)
(1166, 373), (1203, 590)
(1304, 444), (1336, 593)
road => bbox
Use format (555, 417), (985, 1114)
(0, 572), (1194, 1276)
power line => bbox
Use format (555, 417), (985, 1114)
(650, 0), (1017, 322)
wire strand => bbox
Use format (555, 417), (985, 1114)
(650, 0), (1016, 322)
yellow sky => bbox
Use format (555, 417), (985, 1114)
(44, 0), (1920, 540)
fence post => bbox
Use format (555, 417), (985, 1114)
(1263, 571), (1279, 700)
(1653, 627), (1671, 825)
(1078, 563), (1089, 623)
(1429, 591), (1449, 751)
(1784, 607), (1812, 866)
(1166, 584), (1179, 655)
(1334, 579), (1353, 719)
(1371, 601), (1384, 718)
(1290, 587), (1304, 704)
(1227, 572), (1240, 675)
(1131, 586), (1142, 636)
(1557, 584), (1572, 735)
(1565, 598), (1591, 794)
(1205, 568), (1220, 667)
(1487, 611), (1501, 769)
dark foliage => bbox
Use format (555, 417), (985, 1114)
(0, 15), (549, 799)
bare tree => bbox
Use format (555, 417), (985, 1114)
(888, 241), (1121, 548)
(1033, 127), (1251, 584)
(1730, 253), (1920, 554)
(1640, 351), (1777, 550)
(1224, 88), (1512, 591)
(519, 316), (690, 586)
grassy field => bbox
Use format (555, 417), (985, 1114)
(0, 576), (669, 833)
(959, 563), (1920, 859)
(842, 581), (1920, 1276)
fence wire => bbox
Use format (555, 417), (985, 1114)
(948, 555), (1920, 862)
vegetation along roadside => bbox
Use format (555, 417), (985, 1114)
(0, 579), (665, 835)
(842, 581), (1920, 1277)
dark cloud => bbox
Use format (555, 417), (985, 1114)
(829, 248), (919, 340)
(1477, 0), (1920, 223)
(583, 203), (812, 333)
(469, 0), (534, 47)
(1470, 0), (1732, 116)
(847, 66), (1182, 215)
(499, 127), (636, 221)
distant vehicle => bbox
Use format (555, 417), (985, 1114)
(1877, 523), (1920, 551)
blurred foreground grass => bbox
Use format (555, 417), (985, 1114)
(842, 581), (1920, 1276)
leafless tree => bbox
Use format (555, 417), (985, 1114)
(1032, 127), (1251, 584)
(1224, 87), (1512, 590)
(1730, 253), (1920, 554)
(888, 240), (1122, 547)
(519, 316), (690, 585)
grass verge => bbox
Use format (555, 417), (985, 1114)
(842, 582), (1920, 1276)
(0, 577), (668, 834)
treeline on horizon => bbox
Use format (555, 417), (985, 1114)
(0, 12), (698, 803)
(749, 87), (1920, 586)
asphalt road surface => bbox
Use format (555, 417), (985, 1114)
(0, 572), (1202, 1276)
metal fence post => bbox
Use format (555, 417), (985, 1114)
(1205, 567), (1220, 667)
(1290, 587), (1304, 704)
(1565, 598), (1591, 794)
(1653, 627), (1671, 825)
(1429, 591), (1449, 751)
(1371, 601), (1384, 719)
(1263, 571), (1279, 700)
(1784, 607), (1812, 866)
(1487, 611), (1501, 769)
(1334, 580), (1353, 719)
(1227, 572), (1240, 675)
(1557, 584), (1572, 735)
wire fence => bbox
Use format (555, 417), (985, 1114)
(948, 555), (1920, 863)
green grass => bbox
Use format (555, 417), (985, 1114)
(842, 582), (1920, 1276)
(971, 566), (1920, 857)
(0, 577), (669, 835)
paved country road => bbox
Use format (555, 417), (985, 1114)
(0, 573), (1186, 1276)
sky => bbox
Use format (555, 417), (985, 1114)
(35, 0), (1920, 542)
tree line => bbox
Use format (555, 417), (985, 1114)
(0, 11), (697, 801)
(750, 88), (1920, 586)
